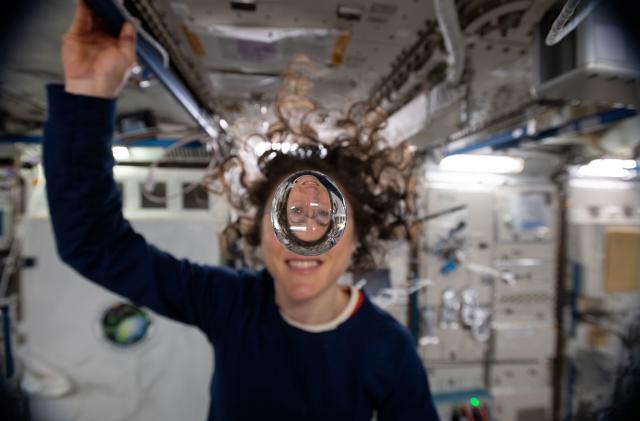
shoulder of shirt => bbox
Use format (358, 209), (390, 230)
(199, 264), (264, 282)
(356, 296), (423, 393)
(195, 264), (269, 297)
(358, 295), (415, 350)
(210, 266), (273, 294)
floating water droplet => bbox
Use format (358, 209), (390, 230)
(271, 170), (347, 256)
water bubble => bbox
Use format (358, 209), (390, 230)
(271, 170), (347, 256)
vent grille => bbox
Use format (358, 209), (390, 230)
(498, 292), (553, 304)
(164, 147), (211, 162)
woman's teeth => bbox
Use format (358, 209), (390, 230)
(287, 260), (321, 269)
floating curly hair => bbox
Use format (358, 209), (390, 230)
(205, 55), (421, 273)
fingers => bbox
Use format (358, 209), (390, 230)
(118, 22), (137, 65)
(67, 0), (93, 36)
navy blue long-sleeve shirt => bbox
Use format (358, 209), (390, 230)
(42, 85), (439, 421)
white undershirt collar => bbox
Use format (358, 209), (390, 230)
(280, 286), (360, 333)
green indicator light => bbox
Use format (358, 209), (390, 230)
(470, 397), (480, 408)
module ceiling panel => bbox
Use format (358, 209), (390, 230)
(1, 0), (558, 142)
(149, 0), (436, 108)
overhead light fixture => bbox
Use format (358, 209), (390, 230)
(337, 5), (364, 21)
(230, 0), (257, 12)
(112, 146), (130, 161)
(576, 159), (638, 178)
(440, 154), (525, 174)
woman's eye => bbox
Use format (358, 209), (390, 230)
(288, 207), (305, 222)
(316, 209), (331, 227)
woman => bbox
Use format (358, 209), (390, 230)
(43, 1), (439, 420)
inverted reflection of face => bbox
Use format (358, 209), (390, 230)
(286, 175), (332, 242)
(271, 170), (347, 256)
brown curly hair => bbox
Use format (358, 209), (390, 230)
(205, 56), (420, 273)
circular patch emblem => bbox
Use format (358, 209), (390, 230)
(101, 303), (151, 347)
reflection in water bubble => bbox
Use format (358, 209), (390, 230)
(271, 170), (347, 256)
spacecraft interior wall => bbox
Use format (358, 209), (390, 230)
(19, 170), (228, 421)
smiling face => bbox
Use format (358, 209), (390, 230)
(261, 177), (356, 303)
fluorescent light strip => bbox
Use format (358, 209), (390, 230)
(440, 154), (524, 174)
(577, 159), (638, 178)
(112, 146), (130, 161)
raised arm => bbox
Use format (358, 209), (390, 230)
(42, 1), (244, 343)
